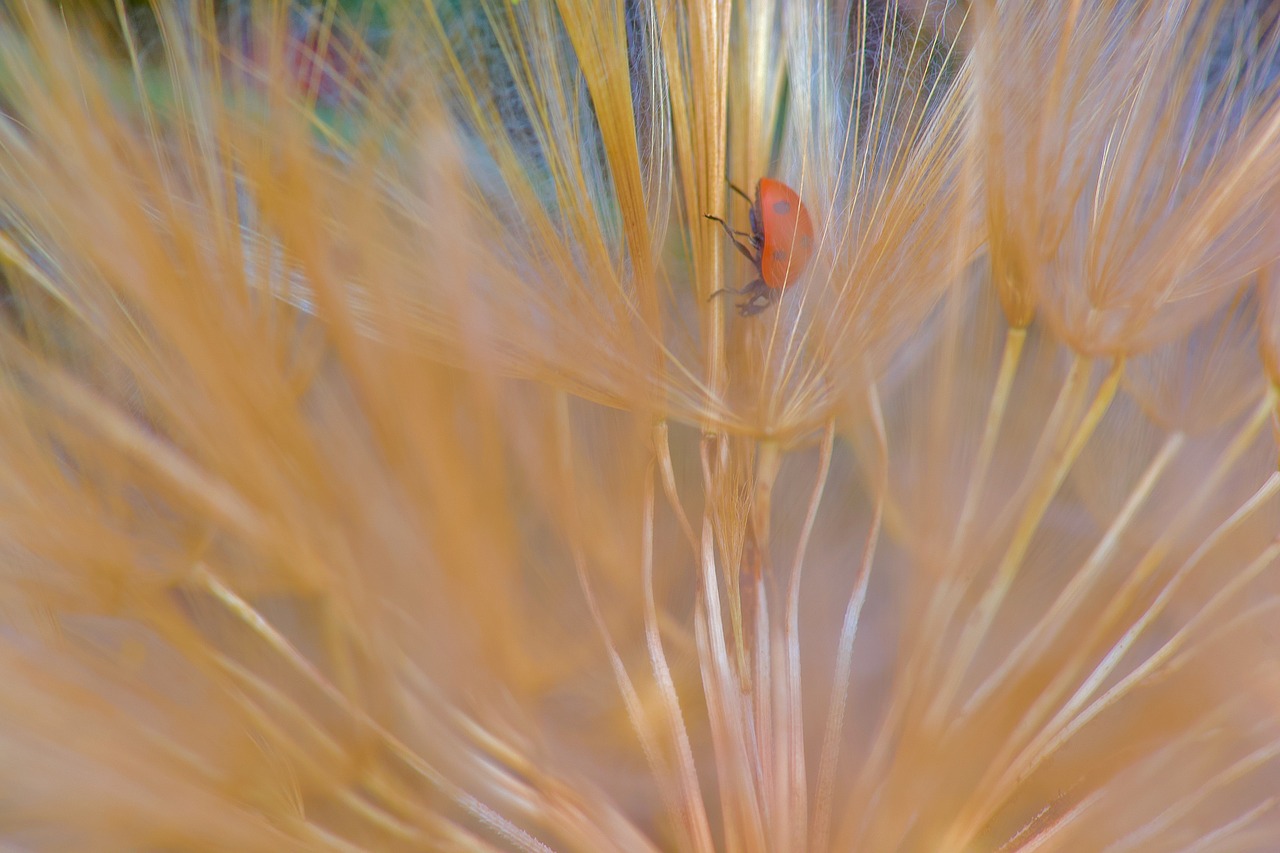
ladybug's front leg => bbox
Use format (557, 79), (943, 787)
(704, 215), (761, 267)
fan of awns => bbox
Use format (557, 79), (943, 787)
(0, 0), (1279, 850)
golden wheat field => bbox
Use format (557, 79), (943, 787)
(0, 0), (1279, 850)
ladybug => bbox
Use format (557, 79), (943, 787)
(706, 178), (815, 316)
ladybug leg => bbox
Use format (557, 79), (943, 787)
(708, 283), (752, 301)
(704, 214), (761, 266)
(727, 182), (754, 205)
(710, 279), (776, 316)
(710, 220), (754, 241)
(725, 183), (765, 248)
(736, 280), (774, 317)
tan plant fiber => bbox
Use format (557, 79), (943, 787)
(0, 0), (1279, 849)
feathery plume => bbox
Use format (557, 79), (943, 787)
(1, 0), (1279, 849)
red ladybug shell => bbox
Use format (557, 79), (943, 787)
(755, 178), (815, 289)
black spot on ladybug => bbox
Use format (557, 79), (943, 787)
(772, 249), (787, 262)
(772, 200), (792, 215)
(798, 234), (813, 249)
